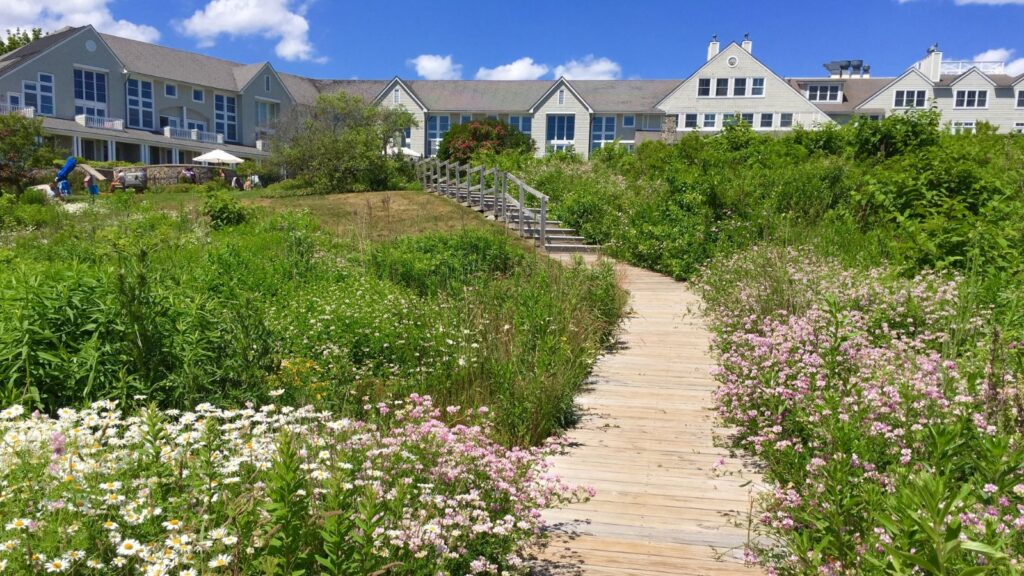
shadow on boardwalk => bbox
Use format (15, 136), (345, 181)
(531, 257), (763, 576)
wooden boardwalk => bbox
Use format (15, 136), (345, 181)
(535, 259), (762, 576)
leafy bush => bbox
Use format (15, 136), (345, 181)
(202, 191), (248, 228)
(19, 187), (47, 205)
(438, 119), (535, 164)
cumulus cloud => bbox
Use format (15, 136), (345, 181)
(475, 57), (549, 80)
(970, 48), (1024, 75)
(407, 54), (462, 80)
(0, 0), (160, 42)
(178, 0), (323, 63)
(553, 55), (622, 80)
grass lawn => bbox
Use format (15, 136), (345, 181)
(135, 189), (493, 241)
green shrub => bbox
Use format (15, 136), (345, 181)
(202, 191), (247, 228)
(438, 118), (535, 164)
(19, 187), (48, 205)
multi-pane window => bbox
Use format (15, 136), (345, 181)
(683, 113), (698, 129)
(215, 94), (237, 141)
(591, 116), (616, 150)
(954, 90), (987, 109)
(952, 121), (976, 134)
(715, 78), (729, 97)
(392, 88), (400, 104)
(256, 100), (279, 127)
(751, 78), (765, 96)
(1017, 90), (1024, 108)
(403, 127), (413, 148)
(546, 114), (575, 150)
(557, 89), (565, 105)
(639, 115), (662, 131)
(1014, 122), (1024, 134)
(894, 90), (926, 108)
(508, 116), (532, 135)
(426, 115), (451, 156)
(723, 113), (737, 127)
(702, 113), (716, 129)
(733, 78), (747, 97)
(780, 113), (794, 128)
(807, 85), (840, 102)
(159, 115), (180, 129)
(759, 113), (773, 129)
(740, 113), (754, 126)
(73, 68), (107, 117)
(23, 73), (55, 116)
(697, 78), (711, 97)
(187, 120), (205, 131)
(127, 78), (154, 129)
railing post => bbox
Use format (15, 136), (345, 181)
(454, 163), (460, 197)
(540, 196), (548, 249)
(500, 171), (507, 221)
(518, 182), (525, 237)
(445, 162), (450, 192)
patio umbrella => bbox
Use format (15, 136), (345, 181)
(193, 149), (245, 165)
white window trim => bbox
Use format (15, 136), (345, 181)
(392, 88), (400, 104)
(7, 92), (20, 107)
(192, 88), (205, 103)
(698, 77), (766, 99)
(165, 83), (178, 99)
(126, 77), (155, 130)
(952, 120), (977, 134)
(681, 113), (699, 129)
(460, 114), (472, 124)
(893, 89), (927, 109)
(701, 113), (716, 130)
(806, 85), (842, 102)
(25, 74), (55, 116)
(1017, 90), (1024, 109)
(622, 115), (635, 128)
(557, 89), (565, 105)
(954, 89), (988, 110)
(1013, 122), (1024, 133)
(214, 93), (238, 141)
(758, 113), (774, 130)
(73, 63), (109, 73)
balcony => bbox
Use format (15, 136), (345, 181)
(0, 103), (35, 118)
(75, 114), (124, 130)
(941, 60), (1004, 75)
(163, 126), (224, 144)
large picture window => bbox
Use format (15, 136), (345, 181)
(546, 114), (575, 151)
(127, 78), (154, 129)
(508, 115), (532, 135)
(215, 94), (238, 141)
(74, 68), (107, 117)
(591, 116), (616, 151)
(426, 115), (450, 156)
(256, 100), (279, 128)
(23, 73), (55, 116)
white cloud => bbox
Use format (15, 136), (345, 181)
(475, 57), (549, 80)
(954, 0), (1024, 4)
(0, 0), (160, 42)
(553, 55), (622, 80)
(969, 48), (1024, 75)
(407, 54), (462, 80)
(178, 0), (323, 63)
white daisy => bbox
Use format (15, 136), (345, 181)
(117, 539), (142, 556)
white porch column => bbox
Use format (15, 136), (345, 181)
(141, 144), (150, 165)
(71, 136), (81, 158)
(172, 148), (180, 164)
(107, 140), (116, 162)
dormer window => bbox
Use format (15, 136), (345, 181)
(807, 85), (840, 102)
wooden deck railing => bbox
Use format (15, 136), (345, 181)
(416, 159), (550, 248)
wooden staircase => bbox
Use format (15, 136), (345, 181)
(416, 159), (599, 254)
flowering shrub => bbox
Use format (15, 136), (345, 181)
(0, 394), (589, 574)
(700, 246), (1024, 574)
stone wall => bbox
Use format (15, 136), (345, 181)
(93, 165), (237, 188)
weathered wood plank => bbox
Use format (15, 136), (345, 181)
(534, 258), (763, 575)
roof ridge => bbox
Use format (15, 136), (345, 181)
(99, 32), (253, 68)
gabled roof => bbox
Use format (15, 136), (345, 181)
(233, 63), (266, 91)
(372, 77), (428, 111)
(317, 79), (390, 103)
(529, 78), (593, 113)
(656, 41), (815, 111)
(100, 32), (247, 91)
(944, 67), (997, 87)
(404, 80), (549, 111)
(278, 73), (322, 105)
(572, 80), (681, 113)
(787, 77), (893, 114)
(0, 25), (87, 79)
(854, 66), (934, 111)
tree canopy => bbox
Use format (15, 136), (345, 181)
(270, 92), (416, 194)
(438, 119), (535, 164)
(0, 28), (44, 56)
(0, 113), (46, 195)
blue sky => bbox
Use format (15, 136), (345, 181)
(3, 0), (1023, 79)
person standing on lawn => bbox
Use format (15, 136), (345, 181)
(84, 173), (100, 202)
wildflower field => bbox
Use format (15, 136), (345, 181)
(0, 191), (624, 574)
(473, 111), (1024, 573)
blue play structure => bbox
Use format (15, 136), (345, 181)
(54, 156), (76, 196)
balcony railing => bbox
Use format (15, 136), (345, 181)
(940, 60), (1005, 75)
(0, 103), (34, 118)
(163, 126), (225, 144)
(75, 114), (124, 130)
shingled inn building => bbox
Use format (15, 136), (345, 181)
(2, 26), (1022, 163)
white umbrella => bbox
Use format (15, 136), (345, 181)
(193, 149), (245, 165)
(385, 143), (422, 158)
